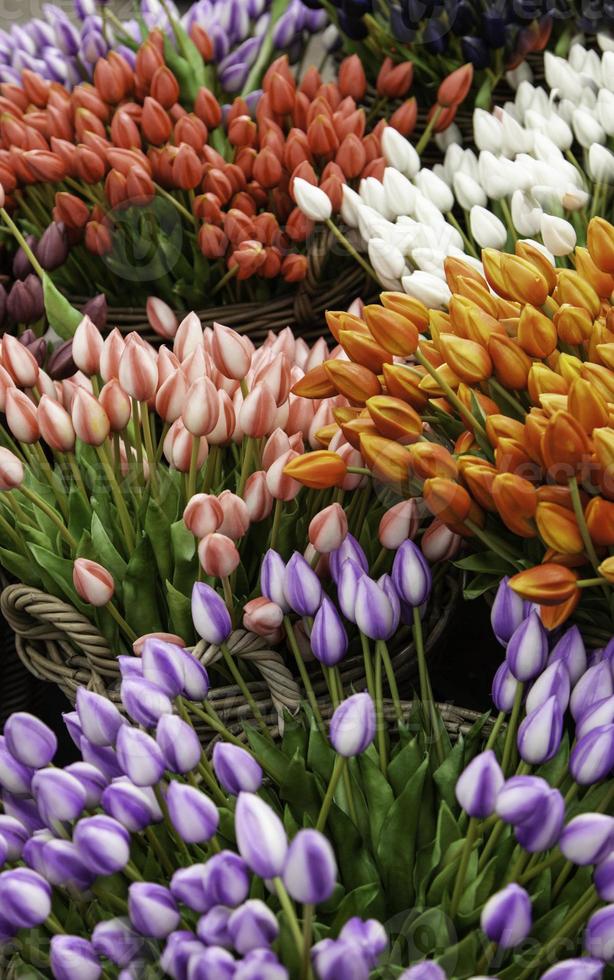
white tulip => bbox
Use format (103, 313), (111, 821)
(579, 86), (598, 110)
(473, 108), (503, 154)
(413, 193), (445, 227)
(411, 248), (448, 277)
(506, 62), (533, 90)
(584, 50), (602, 85)
(568, 43), (587, 73)
(515, 80), (537, 116)
(368, 238), (405, 282)
(340, 185), (361, 228)
(500, 110), (532, 155)
(477, 151), (508, 199)
(359, 177), (390, 217)
(470, 206), (507, 249)
(511, 189), (542, 237)
(598, 33), (614, 54)
(531, 132), (565, 165)
(460, 148), (480, 182)
(435, 122), (462, 151)
(560, 185), (590, 211)
(541, 113), (573, 151)
(544, 52), (579, 101)
(414, 168), (454, 213)
(356, 203), (388, 241)
(603, 50), (614, 87)
(596, 89), (614, 136)
(540, 214), (576, 257)
(382, 167), (416, 217)
(381, 127), (420, 178)
(442, 143), (465, 185)
(453, 171), (487, 210)
(293, 178), (332, 222)
(402, 271), (451, 309)
(588, 143), (614, 183)
(572, 108), (605, 148)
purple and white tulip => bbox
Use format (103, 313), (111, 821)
(235, 792), (288, 879)
(212, 743), (263, 795)
(480, 883), (532, 948)
(166, 782), (219, 844)
(455, 750), (504, 819)
(282, 828), (337, 904)
(192, 582), (232, 645)
(329, 693), (376, 758)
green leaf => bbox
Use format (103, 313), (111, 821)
(144, 498), (173, 584)
(165, 580), (194, 642)
(328, 802), (381, 894)
(171, 519), (198, 594)
(455, 552), (517, 575)
(123, 536), (163, 636)
(436, 930), (482, 976)
(281, 713), (308, 762)
(279, 750), (322, 824)
(245, 728), (289, 784)
(387, 736), (423, 797)
(307, 720), (335, 783)
(0, 547), (43, 588)
(67, 485), (91, 543)
(43, 273), (83, 339)
(90, 512), (127, 590)
(359, 753), (395, 851)
(28, 544), (82, 606)
(377, 757), (429, 910)
(330, 884), (383, 934)
(463, 572), (502, 600)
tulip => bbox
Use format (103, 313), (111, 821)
(212, 323), (252, 381)
(570, 725), (614, 785)
(128, 882), (180, 940)
(559, 814), (614, 866)
(308, 503), (348, 554)
(311, 939), (370, 980)
(2, 334), (39, 388)
(455, 750), (504, 818)
(506, 612), (548, 682)
(50, 935), (101, 980)
(64, 763), (107, 810)
(311, 596), (349, 667)
(118, 340), (158, 403)
(577, 699), (614, 742)
(585, 906), (614, 961)
(72, 559), (114, 607)
(243, 597), (284, 639)
(38, 395), (75, 452)
(196, 905), (232, 947)
(0, 448), (23, 490)
(166, 782), (219, 845)
(0, 868), (51, 930)
(72, 315), (103, 377)
(192, 582), (232, 646)
(244, 471), (274, 523)
(508, 564), (579, 606)
(548, 625), (586, 686)
(378, 499), (419, 550)
(329, 693), (376, 758)
(91, 917), (143, 968)
(354, 576), (398, 642)
(147, 297), (178, 340)
(156, 715), (201, 775)
(260, 550), (290, 612)
(5, 389), (39, 443)
(0, 815), (27, 861)
(3, 713), (56, 769)
(481, 884), (531, 949)
(490, 577), (527, 646)
(571, 662), (614, 723)
(526, 661), (570, 714)
(495, 775), (552, 826)
(235, 792), (288, 879)
(101, 778), (162, 832)
(541, 961), (603, 980)
(76, 689), (124, 747)
(282, 828), (337, 905)
(0, 735), (34, 796)
(183, 377), (220, 437)
(470, 206), (507, 249)
(392, 539), (432, 607)
(140, 639), (186, 698)
(72, 389), (110, 446)
(31, 768), (86, 825)
(212, 743), (263, 796)
(492, 662), (519, 713)
(121, 678), (172, 729)
(116, 727), (165, 787)
(73, 814), (130, 875)
(199, 850), (250, 910)
(517, 696), (563, 765)
(227, 899), (279, 955)
(284, 552), (323, 617)
(217, 491), (250, 541)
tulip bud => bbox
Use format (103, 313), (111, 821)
(118, 339), (157, 403)
(0, 868), (51, 930)
(76, 689), (124, 747)
(5, 389), (39, 444)
(4, 713), (56, 770)
(588, 216), (614, 274)
(308, 503), (348, 554)
(283, 828), (337, 905)
(73, 559), (114, 607)
(284, 552), (323, 617)
(455, 750), (503, 818)
(480, 884), (531, 949)
(378, 499), (419, 550)
(517, 696), (563, 765)
(549, 626), (586, 686)
(50, 935), (101, 980)
(156, 715), (201, 776)
(101, 778), (162, 832)
(329, 693), (376, 757)
(31, 768), (87, 826)
(166, 782), (219, 845)
(73, 814), (130, 876)
(198, 533), (240, 579)
(212, 323), (252, 380)
(227, 899), (279, 956)
(212, 743), (262, 796)
(508, 564), (579, 606)
(99, 381), (131, 433)
(38, 395), (75, 452)
(506, 612), (548, 682)
(128, 882), (179, 940)
(184, 494), (224, 539)
(72, 315), (103, 377)
(192, 582), (232, 645)
(235, 792), (288, 879)
(0, 448), (23, 490)
(559, 814), (614, 866)
(183, 377), (219, 437)
(91, 916), (143, 968)
(72, 389), (110, 446)
(495, 775), (552, 826)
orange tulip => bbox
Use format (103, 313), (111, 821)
(556, 353), (583, 385)
(283, 450), (347, 489)
(462, 462), (498, 511)
(594, 427), (614, 472)
(587, 216), (614, 274)
(541, 410), (591, 474)
(536, 485), (576, 510)
(333, 406), (362, 427)
(324, 360), (382, 403)
(465, 306), (506, 348)
(523, 410), (548, 465)
(491, 472), (537, 537)
(527, 364), (569, 404)
(454, 277), (501, 318)
(485, 414), (525, 448)
(359, 432), (412, 486)
(555, 270), (601, 318)
(338, 330), (392, 374)
(438, 335), (493, 384)
(482, 249), (514, 299)
(598, 556), (614, 583)
(340, 417), (379, 450)
(379, 292), (429, 331)
(568, 378), (610, 434)
(366, 395), (422, 444)
(456, 383), (499, 417)
(408, 442), (458, 481)
(539, 589), (580, 629)
(455, 429), (479, 455)
(553, 304), (593, 346)
(499, 253), (550, 307)
(422, 477), (482, 530)
(514, 240), (557, 293)
(488, 334), (532, 390)
(581, 363), (614, 404)
(444, 256), (488, 293)
(508, 563), (580, 605)
(574, 246), (614, 298)
(495, 438), (538, 481)
(382, 363), (429, 411)
(291, 365), (337, 399)
(596, 344), (614, 373)
(363, 305), (419, 356)
(517, 304), (557, 358)
(325, 310), (368, 342)
(586, 496), (614, 547)
(314, 423), (338, 448)
(535, 502), (583, 554)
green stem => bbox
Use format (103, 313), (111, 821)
(131, 399), (145, 485)
(238, 436), (256, 497)
(324, 218), (380, 283)
(105, 600), (137, 644)
(374, 643), (387, 776)
(270, 497), (283, 551)
(414, 350), (489, 445)
(211, 264), (238, 298)
(140, 402), (158, 495)
(18, 485), (76, 549)
(95, 445), (135, 553)
(152, 183), (196, 224)
(501, 682), (524, 775)
(187, 435), (201, 501)
(360, 632), (376, 702)
(0, 208), (46, 278)
(274, 878), (307, 969)
(416, 105), (443, 156)
(316, 754), (347, 831)
(284, 616), (324, 730)
(301, 904), (315, 980)
(449, 816), (479, 920)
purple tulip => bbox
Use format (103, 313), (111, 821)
(235, 792), (288, 879)
(228, 899), (279, 954)
(156, 715), (201, 774)
(595, 853), (614, 902)
(36, 222), (68, 271)
(261, 550), (290, 612)
(50, 934), (101, 980)
(192, 583), (232, 645)
(329, 534), (368, 584)
(64, 762), (108, 808)
(76, 689), (125, 746)
(311, 939), (370, 980)
(118, 656), (143, 679)
(517, 697), (563, 765)
(549, 625), (587, 685)
(392, 540), (432, 607)
(541, 960), (603, 980)
(506, 612), (548, 682)
(212, 743), (263, 795)
(399, 964), (447, 980)
(37, 838), (94, 890)
(178, 648), (210, 701)
(188, 947), (236, 979)
(577, 698), (614, 741)
(337, 558), (364, 622)
(166, 782), (219, 844)
(129, 882), (180, 939)
(0, 735), (34, 796)
(491, 662), (519, 713)
(81, 293), (108, 332)
(3, 713), (57, 769)
(0, 868), (51, 929)
(559, 814), (614, 866)
(220, 62), (250, 92)
(22, 828), (53, 876)
(73, 815), (131, 874)
(570, 725), (614, 785)
(571, 662), (613, 722)
(2, 790), (44, 834)
(202, 851), (251, 908)
(80, 738), (123, 781)
(142, 639), (186, 697)
(495, 775), (551, 826)
(525, 661), (570, 714)
(101, 777), (163, 831)
(234, 950), (289, 979)
(491, 576), (527, 645)
(170, 864), (210, 913)
(159, 931), (203, 978)
(455, 750), (504, 818)
(92, 917), (143, 967)
(480, 884), (532, 948)
(116, 726), (166, 787)
(329, 693), (376, 757)
(514, 787), (565, 852)
(31, 768), (87, 826)
(284, 552), (323, 617)
(12, 238), (36, 280)
(62, 711), (83, 747)
(338, 917), (388, 966)
(311, 596), (348, 666)
(283, 828), (337, 904)
(120, 677), (173, 728)
(197, 905), (233, 947)
(0, 815), (28, 860)
(585, 906), (614, 961)
(354, 576), (398, 641)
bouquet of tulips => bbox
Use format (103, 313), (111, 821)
(0, 567), (613, 979)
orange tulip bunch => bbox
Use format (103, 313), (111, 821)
(284, 216), (614, 641)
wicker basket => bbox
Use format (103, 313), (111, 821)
(0, 576), (458, 740)
(72, 226), (376, 345)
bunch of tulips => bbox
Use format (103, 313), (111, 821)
(0, 570), (613, 978)
(283, 213), (614, 642)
